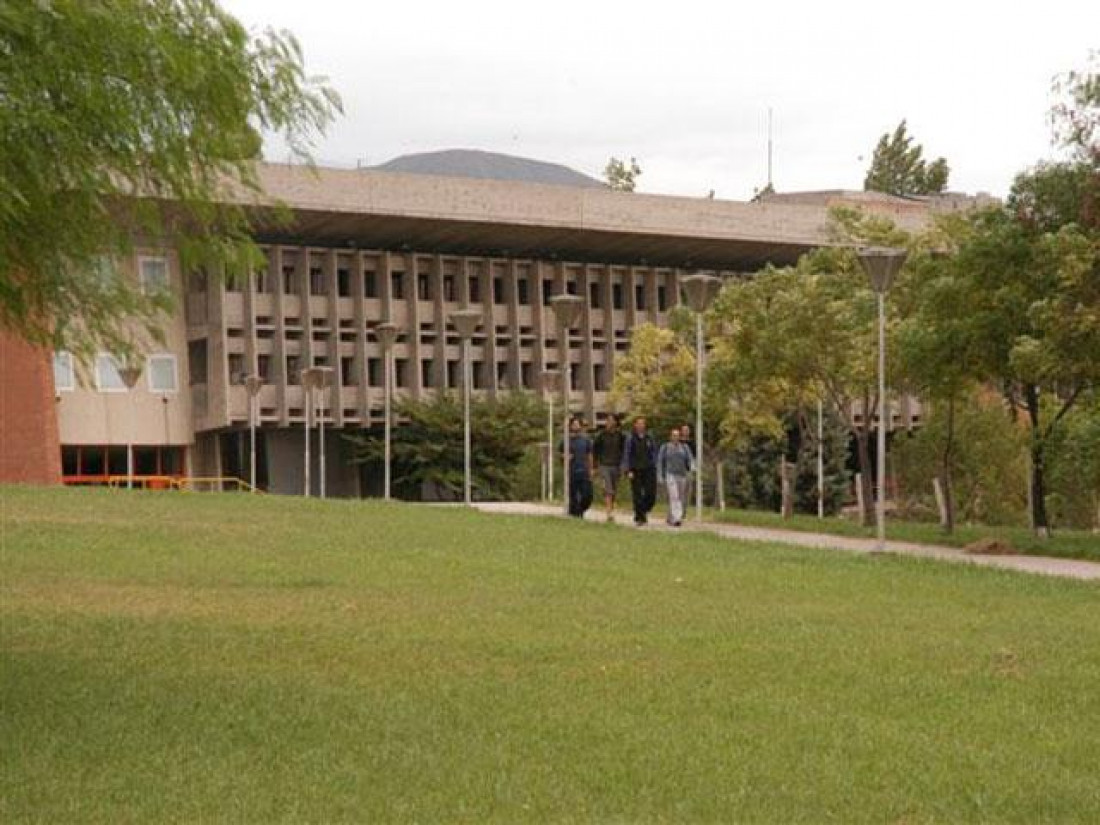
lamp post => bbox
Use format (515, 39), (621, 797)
(375, 322), (399, 501)
(549, 294), (584, 517)
(243, 374), (263, 492)
(679, 273), (722, 523)
(540, 370), (562, 502)
(449, 308), (483, 505)
(857, 246), (908, 552)
(118, 364), (143, 491)
(300, 366), (334, 497)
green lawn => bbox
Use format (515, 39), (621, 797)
(711, 507), (1100, 561)
(2, 487), (1099, 823)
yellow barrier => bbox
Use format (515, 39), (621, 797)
(106, 476), (261, 494)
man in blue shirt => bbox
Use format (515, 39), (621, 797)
(562, 417), (594, 518)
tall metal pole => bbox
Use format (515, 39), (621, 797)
(817, 397), (825, 519)
(695, 311), (704, 523)
(384, 346), (392, 501)
(876, 292), (887, 551)
(547, 393), (554, 501)
(561, 329), (571, 517)
(318, 382), (326, 499)
(250, 392), (256, 492)
(127, 392), (135, 491)
(463, 337), (472, 505)
(303, 381), (311, 497)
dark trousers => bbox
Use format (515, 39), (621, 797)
(569, 472), (593, 518)
(630, 467), (657, 523)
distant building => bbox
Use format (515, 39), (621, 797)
(32, 155), (974, 495)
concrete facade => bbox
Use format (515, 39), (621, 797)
(31, 162), (955, 495)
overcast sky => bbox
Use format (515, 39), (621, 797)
(224, 0), (1096, 201)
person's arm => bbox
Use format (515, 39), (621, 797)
(656, 443), (667, 484)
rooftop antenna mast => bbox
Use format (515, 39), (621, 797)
(767, 107), (774, 190)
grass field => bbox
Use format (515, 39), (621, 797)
(708, 507), (1100, 560)
(2, 487), (1099, 823)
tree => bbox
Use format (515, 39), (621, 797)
(1052, 51), (1099, 164)
(948, 202), (1100, 535)
(0, 0), (341, 356)
(608, 321), (695, 433)
(604, 156), (641, 192)
(863, 120), (949, 196)
(346, 392), (544, 501)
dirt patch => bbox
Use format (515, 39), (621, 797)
(964, 538), (1019, 556)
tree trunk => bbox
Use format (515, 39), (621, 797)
(854, 428), (875, 527)
(940, 396), (956, 534)
(1024, 384), (1050, 537)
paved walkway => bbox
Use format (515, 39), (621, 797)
(472, 502), (1100, 582)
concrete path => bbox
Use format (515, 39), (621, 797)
(472, 502), (1100, 582)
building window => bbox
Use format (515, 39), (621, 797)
(309, 267), (325, 295)
(520, 362), (532, 389)
(337, 268), (351, 297)
(612, 282), (624, 309)
(283, 266), (297, 294)
(493, 276), (505, 305)
(421, 360), (434, 388)
(390, 271), (406, 300)
(227, 353), (245, 386)
(657, 284), (668, 311)
(394, 359), (408, 388)
(417, 272), (433, 301)
(589, 282), (602, 309)
(147, 354), (178, 393)
(594, 363), (606, 391)
(367, 358), (382, 387)
(257, 355), (271, 382)
(635, 284), (647, 311)
(446, 360), (460, 388)
(53, 351), (75, 392)
(542, 277), (554, 304)
(139, 256), (169, 296)
(469, 274), (481, 303)
(364, 270), (378, 298)
(496, 360), (508, 387)
(341, 356), (356, 386)
(566, 278), (578, 296)
(94, 354), (126, 392)
(516, 275), (530, 305)
(443, 275), (456, 302)
(286, 356), (301, 385)
(254, 268), (271, 293)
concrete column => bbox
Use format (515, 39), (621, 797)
(271, 246), (289, 427)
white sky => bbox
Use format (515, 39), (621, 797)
(223, 0), (1097, 201)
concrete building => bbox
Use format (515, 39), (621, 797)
(45, 155), (960, 496)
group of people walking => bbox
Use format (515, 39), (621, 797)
(563, 415), (696, 526)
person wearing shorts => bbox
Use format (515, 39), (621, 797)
(593, 414), (626, 522)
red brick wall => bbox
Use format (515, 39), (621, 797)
(0, 329), (62, 485)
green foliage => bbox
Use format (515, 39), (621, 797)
(346, 391), (544, 501)
(892, 391), (1029, 527)
(863, 120), (950, 196)
(1045, 391), (1100, 530)
(0, 0), (340, 356)
(1052, 50), (1099, 163)
(608, 322), (695, 434)
(603, 156), (641, 192)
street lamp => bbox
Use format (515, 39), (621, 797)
(117, 363), (143, 491)
(449, 308), (483, 505)
(679, 272), (722, 523)
(857, 246), (908, 552)
(540, 370), (562, 502)
(243, 374), (263, 492)
(301, 366), (334, 497)
(549, 294), (584, 517)
(375, 322), (399, 501)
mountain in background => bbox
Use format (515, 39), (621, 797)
(374, 149), (605, 189)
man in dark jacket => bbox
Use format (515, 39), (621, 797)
(561, 417), (594, 518)
(621, 416), (658, 526)
(593, 414), (626, 523)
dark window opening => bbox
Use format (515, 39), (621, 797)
(542, 278), (553, 304)
(283, 266), (297, 294)
(394, 359), (408, 388)
(188, 340), (207, 386)
(364, 270), (378, 298)
(309, 267), (324, 295)
(635, 284), (647, 311)
(286, 356), (301, 385)
(417, 272), (432, 301)
(657, 285), (668, 311)
(391, 271), (405, 300)
(516, 276), (530, 305)
(469, 275), (481, 303)
(443, 275), (456, 302)
(341, 356), (356, 386)
(493, 277), (505, 305)
(612, 282), (624, 309)
(367, 358), (382, 387)
(337, 268), (351, 297)
(589, 282), (602, 309)
(421, 360), (434, 388)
